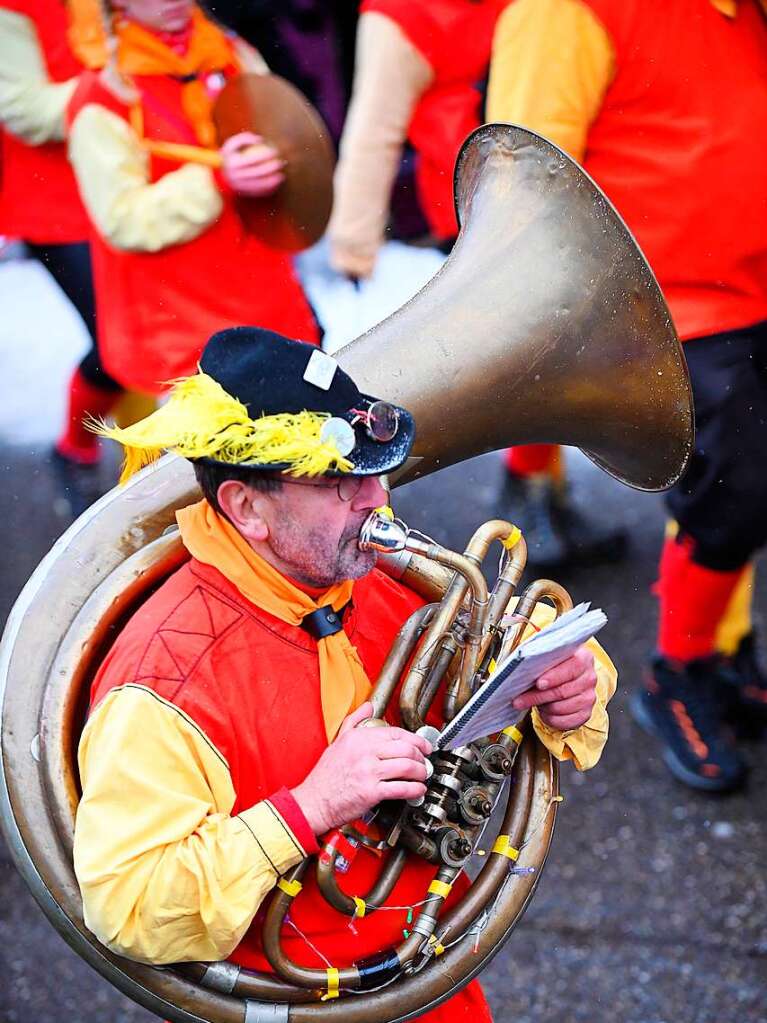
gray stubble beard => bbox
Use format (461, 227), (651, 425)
(268, 515), (376, 588)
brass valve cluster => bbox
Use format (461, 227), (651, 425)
(398, 740), (517, 869)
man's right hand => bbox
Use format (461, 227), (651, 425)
(290, 702), (432, 836)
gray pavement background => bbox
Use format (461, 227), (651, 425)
(0, 253), (765, 1023)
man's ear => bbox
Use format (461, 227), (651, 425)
(216, 481), (270, 543)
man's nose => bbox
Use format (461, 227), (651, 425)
(352, 475), (389, 510)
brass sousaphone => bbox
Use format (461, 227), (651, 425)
(0, 125), (692, 1023)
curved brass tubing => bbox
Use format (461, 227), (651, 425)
(502, 579), (573, 655)
(398, 566), (471, 719)
(176, 961), (318, 1004)
(369, 605), (433, 718)
(394, 535), (491, 728)
(485, 532), (528, 631)
(282, 742), (558, 1023)
(263, 858), (462, 994)
(316, 846), (407, 917)
(402, 637), (459, 732)
(262, 861), (364, 990)
(441, 520), (525, 719)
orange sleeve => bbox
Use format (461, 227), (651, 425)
(486, 0), (616, 161)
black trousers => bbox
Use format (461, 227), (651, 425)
(26, 241), (121, 392)
(667, 320), (767, 571)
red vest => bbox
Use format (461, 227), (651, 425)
(361, 0), (505, 241)
(89, 561), (492, 994)
(0, 0), (88, 243)
(581, 0), (767, 340)
(67, 69), (319, 394)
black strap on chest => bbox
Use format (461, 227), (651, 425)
(300, 603), (349, 641)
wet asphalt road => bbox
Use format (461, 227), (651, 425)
(1, 443), (765, 1023)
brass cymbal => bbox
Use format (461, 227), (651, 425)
(213, 72), (335, 252)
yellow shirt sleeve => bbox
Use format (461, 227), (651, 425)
(486, 0), (616, 161)
(0, 8), (77, 144)
(525, 602), (617, 771)
(74, 684), (309, 965)
(68, 102), (223, 252)
(328, 11), (434, 279)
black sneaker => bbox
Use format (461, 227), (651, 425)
(499, 472), (568, 572)
(49, 446), (107, 519)
(630, 655), (748, 793)
(720, 633), (767, 738)
(551, 483), (628, 566)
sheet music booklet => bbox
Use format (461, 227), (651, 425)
(435, 603), (607, 751)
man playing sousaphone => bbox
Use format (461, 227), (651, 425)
(74, 327), (616, 1020)
(64, 0), (320, 406)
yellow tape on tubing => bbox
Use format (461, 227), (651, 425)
(502, 725), (524, 744)
(428, 879), (453, 899)
(322, 968), (340, 1000)
(492, 835), (520, 861)
(501, 526), (522, 550)
(277, 878), (303, 898)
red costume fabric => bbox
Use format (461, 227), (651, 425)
(656, 534), (744, 662)
(360, 0), (504, 242)
(67, 67), (319, 395)
(580, 0), (767, 342)
(89, 559), (492, 1021)
(0, 0), (88, 243)
(504, 0), (767, 479)
(504, 444), (558, 477)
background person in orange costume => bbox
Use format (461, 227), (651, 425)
(488, 0), (767, 792)
(0, 0), (125, 466)
(327, 0), (506, 281)
(64, 0), (320, 399)
(328, 0), (625, 574)
(74, 327), (616, 1020)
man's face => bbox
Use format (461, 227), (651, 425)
(257, 475), (389, 588)
(114, 0), (193, 32)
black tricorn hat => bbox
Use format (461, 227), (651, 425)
(96, 327), (415, 482)
(195, 325), (417, 476)
(197, 327), (415, 475)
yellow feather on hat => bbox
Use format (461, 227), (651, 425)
(92, 372), (355, 484)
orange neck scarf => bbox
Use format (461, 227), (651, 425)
(68, 2), (238, 146)
(176, 500), (372, 741)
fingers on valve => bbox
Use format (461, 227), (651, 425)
(376, 757), (429, 783)
(386, 727), (432, 755)
(378, 779), (428, 801)
(377, 738), (426, 762)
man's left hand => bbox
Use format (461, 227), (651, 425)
(511, 645), (597, 730)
